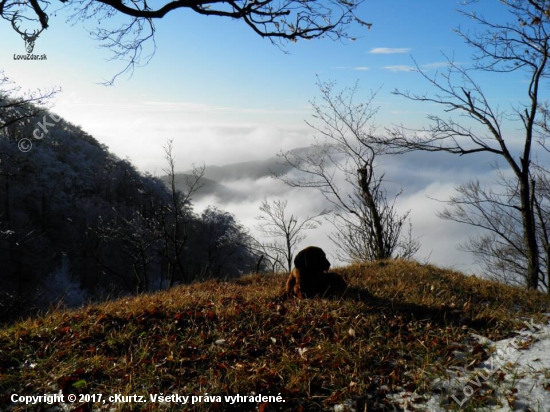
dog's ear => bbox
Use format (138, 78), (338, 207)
(310, 247), (330, 272)
(321, 250), (331, 271)
(294, 248), (308, 270)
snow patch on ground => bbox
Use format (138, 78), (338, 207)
(389, 316), (550, 411)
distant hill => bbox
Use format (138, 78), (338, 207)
(171, 147), (312, 201)
(192, 156), (292, 182)
(163, 173), (243, 202)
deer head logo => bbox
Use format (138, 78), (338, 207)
(11, 12), (46, 53)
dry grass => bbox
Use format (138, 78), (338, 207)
(1, 260), (549, 411)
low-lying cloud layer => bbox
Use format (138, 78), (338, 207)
(189, 148), (500, 274)
(52, 94), (525, 277)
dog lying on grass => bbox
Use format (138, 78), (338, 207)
(284, 246), (347, 298)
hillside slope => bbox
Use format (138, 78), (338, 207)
(0, 105), (261, 316)
(1, 260), (549, 411)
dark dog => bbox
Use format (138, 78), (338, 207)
(284, 246), (347, 298)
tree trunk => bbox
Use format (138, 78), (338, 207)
(520, 176), (540, 290)
(358, 167), (386, 260)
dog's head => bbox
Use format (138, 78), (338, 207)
(294, 246), (331, 273)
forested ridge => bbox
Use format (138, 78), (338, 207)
(0, 101), (261, 322)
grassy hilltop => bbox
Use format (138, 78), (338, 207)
(1, 260), (550, 411)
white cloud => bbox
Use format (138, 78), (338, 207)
(369, 47), (411, 54)
(195, 180), (337, 265)
(197, 171), (480, 272)
(191, 149), (499, 272)
(397, 182), (483, 274)
(51, 95), (314, 173)
(382, 65), (416, 72)
(141, 100), (303, 115)
(421, 61), (451, 70)
(354, 66), (370, 71)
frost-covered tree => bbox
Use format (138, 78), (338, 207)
(0, 70), (58, 132)
(34, 256), (88, 310)
(0, 93), (266, 319)
(192, 206), (261, 278)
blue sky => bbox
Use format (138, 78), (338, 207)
(1, 0), (522, 171)
(0, 0), (539, 271)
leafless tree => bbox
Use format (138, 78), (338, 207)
(278, 80), (419, 263)
(435, 173), (536, 289)
(378, 1), (550, 290)
(0, 0), (371, 83)
(95, 211), (161, 293)
(161, 139), (204, 286)
(254, 198), (327, 272)
(532, 161), (550, 290)
(194, 206), (260, 279)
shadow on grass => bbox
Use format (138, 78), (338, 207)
(300, 284), (501, 333)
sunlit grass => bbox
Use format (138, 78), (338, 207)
(1, 260), (549, 411)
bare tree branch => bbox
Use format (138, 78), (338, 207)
(254, 198), (327, 272)
(0, 0), (370, 83)
(0, 71), (59, 133)
(278, 79), (419, 263)
(382, 0), (550, 290)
